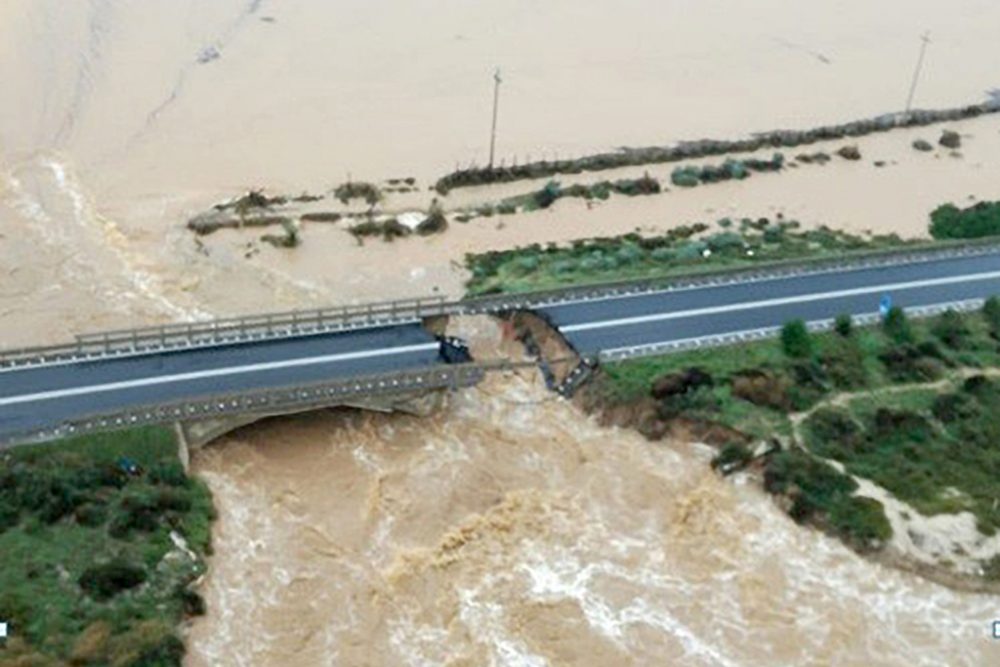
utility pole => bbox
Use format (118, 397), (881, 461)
(905, 31), (931, 112)
(488, 68), (502, 168)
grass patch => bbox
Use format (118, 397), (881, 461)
(0, 426), (214, 665)
(465, 219), (913, 295)
(804, 376), (1000, 533)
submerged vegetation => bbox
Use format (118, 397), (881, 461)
(0, 427), (214, 665)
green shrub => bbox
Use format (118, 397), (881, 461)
(781, 320), (813, 358)
(671, 166), (700, 188)
(148, 461), (188, 487)
(929, 201), (1000, 239)
(834, 313), (853, 337)
(711, 442), (753, 473)
(932, 309), (969, 348)
(534, 181), (561, 209)
(79, 559), (147, 601)
(882, 306), (913, 344)
(650, 247), (675, 262)
(706, 232), (745, 253)
(828, 496), (892, 550)
(983, 296), (1000, 335)
(763, 449), (857, 522)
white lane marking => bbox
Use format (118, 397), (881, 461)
(542, 253), (996, 311)
(561, 269), (1000, 333)
(0, 343), (439, 407)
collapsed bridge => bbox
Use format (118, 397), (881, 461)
(3, 241), (1000, 453)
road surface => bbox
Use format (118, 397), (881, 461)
(536, 251), (1000, 355)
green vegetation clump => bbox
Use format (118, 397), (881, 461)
(802, 376), (1000, 534)
(763, 448), (890, 550)
(781, 320), (813, 358)
(834, 313), (854, 337)
(0, 427), (214, 665)
(929, 201), (1000, 240)
(711, 442), (753, 474)
(465, 219), (911, 295)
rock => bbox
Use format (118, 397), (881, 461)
(939, 130), (962, 149)
(836, 145), (862, 161)
(912, 139), (934, 152)
(874, 161), (886, 168)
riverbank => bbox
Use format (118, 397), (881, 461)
(561, 284), (1000, 591)
(0, 427), (214, 665)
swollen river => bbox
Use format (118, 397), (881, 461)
(188, 366), (1000, 666)
(184, 315), (1000, 667)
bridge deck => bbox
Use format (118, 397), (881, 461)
(0, 324), (440, 438)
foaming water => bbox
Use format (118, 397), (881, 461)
(188, 370), (1000, 666)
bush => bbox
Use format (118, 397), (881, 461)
(820, 338), (867, 389)
(781, 320), (813, 358)
(711, 443), (753, 474)
(731, 370), (792, 411)
(334, 181), (381, 206)
(670, 166), (700, 188)
(929, 201), (1000, 239)
(932, 309), (969, 348)
(78, 559), (147, 601)
(882, 306), (913, 344)
(706, 232), (745, 253)
(534, 181), (562, 209)
(834, 313), (853, 337)
(416, 200), (448, 236)
(828, 496), (891, 550)
(983, 296), (1000, 335)
(148, 461), (187, 487)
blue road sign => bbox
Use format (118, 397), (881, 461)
(879, 294), (892, 318)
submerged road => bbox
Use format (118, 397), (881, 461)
(2, 249), (1000, 441)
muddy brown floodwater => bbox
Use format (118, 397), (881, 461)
(189, 369), (1000, 666)
(3, 1), (1000, 664)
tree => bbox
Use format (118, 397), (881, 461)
(834, 313), (853, 337)
(882, 306), (913, 344)
(781, 319), (813, 358)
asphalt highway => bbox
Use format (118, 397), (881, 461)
(537, 252), (1000, 355)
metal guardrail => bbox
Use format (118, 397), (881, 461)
(0, 360), (541, 448)
(0, 295), (449, 370)
(4, 239), (1000, 370)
